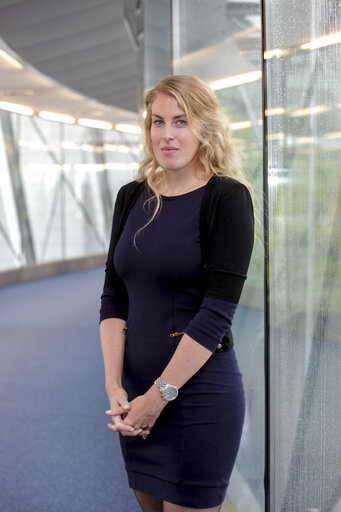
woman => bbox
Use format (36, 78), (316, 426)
(99, 74), (254, 512)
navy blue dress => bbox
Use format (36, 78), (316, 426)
(101, 184), (245, 508)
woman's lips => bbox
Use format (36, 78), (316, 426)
(161, 147), (179, 153)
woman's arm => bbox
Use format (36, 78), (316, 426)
(100, 317), (127, 397)
(110, 333), (212, 435)
(158, 333), (212, 388)
(100, 318), (147, 436)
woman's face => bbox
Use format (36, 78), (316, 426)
(150, 93), (200, 175)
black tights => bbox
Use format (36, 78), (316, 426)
(133, 490), (222, 512)
(134, 490), (163, 512)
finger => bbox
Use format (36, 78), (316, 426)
(106, 408), (126, 416)
(107, 423), (143, 435)
(111, 416), (136, 433)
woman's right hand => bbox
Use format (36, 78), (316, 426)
(106, 387), (147, 437)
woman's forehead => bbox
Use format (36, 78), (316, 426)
(151, 93), (185, 116)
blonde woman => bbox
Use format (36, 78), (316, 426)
(100, 75), (254, 512)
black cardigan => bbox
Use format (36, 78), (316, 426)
(102, 175), (254, 350)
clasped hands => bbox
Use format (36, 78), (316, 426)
(106, 386), (167, 439)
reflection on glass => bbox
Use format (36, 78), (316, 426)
(266, 0), (341, 510)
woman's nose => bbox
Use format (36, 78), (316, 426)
(162, 123), (174, 140)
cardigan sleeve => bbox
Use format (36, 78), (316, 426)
(99, 186), (129, 323)
(184, 180), (254, 352)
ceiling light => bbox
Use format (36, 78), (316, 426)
(0, 49), (23, 69)
(103, 144), (117, 152)
(78, 118), (112, 130)
(73, 163), (106, 172)
(61, 141), (80, 150)
(266, 133), (285, 141)
(265, 107), (286, 116)
(81, 144), (96, 152)
(39, 111), (75, 124)
(105, 162), (139, 171)
(296, 137), (318, 144)
(264, 48), (290, 60)
(301, 31), (341, 50)
(0, 101), (34, 116)
(24, 164), (62, 172)
(323, 132), (341, 139)
(229, 121), (252, 131)
(115, 123), (142, 134)
(18, 140), (54, 151)
(210, 71), (262, 91)
(268, 176), (281, 187)
(289, 105), (330, 117)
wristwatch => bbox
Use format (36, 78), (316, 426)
(154, 377), (178, 401)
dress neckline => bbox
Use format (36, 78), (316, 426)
(160, 183), (208, 200)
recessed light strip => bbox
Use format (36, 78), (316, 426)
(210, 71), (262, 91)
(264, 48), (290, 60)
(289, 105), (330, 117)
(78, 118), (112, 130)
(39, 111), (75, 124)
(0, 101), (34, 115)
(115, 123), (142, 134)
(230, 121), (253, 131)
(0, 49), (23, 69)
(301, 31), (341, 50)
(0, 102), (145, 139)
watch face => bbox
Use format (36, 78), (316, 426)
(163, 385), (178, 401)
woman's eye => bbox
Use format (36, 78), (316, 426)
(176, 119), (186, 126)
(152, 120), (163, 126)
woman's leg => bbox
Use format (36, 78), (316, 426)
(163, 501), (222, 512)
(133, 489), (164, 512)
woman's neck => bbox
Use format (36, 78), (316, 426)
(156, 170), (211, 197)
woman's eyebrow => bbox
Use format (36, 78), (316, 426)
(151, 113), (186, 119)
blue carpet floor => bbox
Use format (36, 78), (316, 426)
(0, 267), (140, 512)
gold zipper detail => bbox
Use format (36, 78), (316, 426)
(170, 331), (184, 338)
(122, 326), (128, 334)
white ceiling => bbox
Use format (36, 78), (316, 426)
(0, 0), (141, 125)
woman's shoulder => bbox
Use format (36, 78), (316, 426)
(119, 178), (145, 195)
(205, 175), (250, 199)
(117, 179), (146, 203)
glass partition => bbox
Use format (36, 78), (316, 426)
(265, 0), (341, 510)
(0, 112), (141, 272)
(172, 1), (265, 510)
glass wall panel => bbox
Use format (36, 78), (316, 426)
(265, 0), (341, 510)
(0, 112), (141, 272)
(0, 117), (22, 270)
(143, 0), (172, 92)
(172, 1), (264, 510)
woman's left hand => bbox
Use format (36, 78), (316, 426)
(114, 386), (167, 438)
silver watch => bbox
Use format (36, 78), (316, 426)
(154, 377), (178, 401)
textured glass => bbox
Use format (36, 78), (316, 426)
(0, 113), (141, 272)
(143, 0), (171, 91)
(172, 1), (264, 510)
(265, 0), (341, 510)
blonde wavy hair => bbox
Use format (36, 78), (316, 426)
(134, 74), (254, 239)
